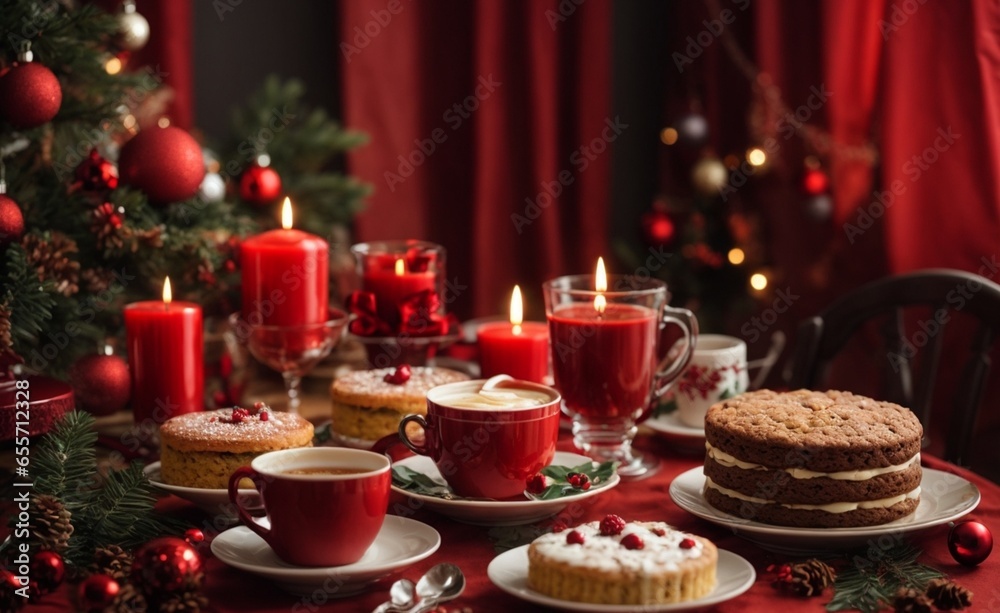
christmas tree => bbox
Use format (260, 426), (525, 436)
(0, 1), (369, 377)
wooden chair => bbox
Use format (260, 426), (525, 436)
(786, 268), (1000, 466)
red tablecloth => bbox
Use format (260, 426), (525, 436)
(26, 433), (1000, 612)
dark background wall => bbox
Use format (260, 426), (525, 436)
(192, 1), (341, 143)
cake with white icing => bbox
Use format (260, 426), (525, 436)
(527, 515), (717, 605)
(703, 389), (922, 528)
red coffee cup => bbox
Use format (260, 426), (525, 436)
(228, 447), (391, 567)
(399, 377), (561, 499)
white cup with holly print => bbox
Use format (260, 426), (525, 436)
(675, 335), (749, 428)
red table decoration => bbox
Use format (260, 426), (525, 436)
(124, 277), (204, 425)
(478, 285), (549, 383)
(241, 198), (329, 327)
(351, 240), (443, 331)
(0, 376), (74, 441)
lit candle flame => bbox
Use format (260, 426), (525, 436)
(394, 258), (405, 276)
(281, 197), (293, 230)
(594, 257), (607, 313)
(162, 276), (172, 306)
(510, 285), (523, 335)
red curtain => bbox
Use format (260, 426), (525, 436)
(340, 0), (612, 320)
(132, 0), (193, 129)
(756, 0), (1000, 281)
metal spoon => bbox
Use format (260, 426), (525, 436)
(408, 563), (466, 613)
(371, 578), (415, 613)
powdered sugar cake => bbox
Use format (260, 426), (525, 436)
(159, 407), (313, 489)
(527, 516), (717, 605)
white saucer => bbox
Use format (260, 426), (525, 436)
(487, 545), (755, 612)
(392, 451), (620, 526)
(669, 466), (981, 554)
(211, 515), (441, 597)
(644, 412), (705, 446)
(144, 462), (256, 522)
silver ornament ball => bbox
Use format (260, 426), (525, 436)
(117, 9), (150, 52)
(198, 173), (226, 203)
(691, 157), (729, 195)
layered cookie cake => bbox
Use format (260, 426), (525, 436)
(330, 365), (468, 445)
(527, 515), (717, 605)
(703, 389), (922, 528)
(159, 404), (314, 489)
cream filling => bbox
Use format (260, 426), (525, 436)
(704, 476), (920, 513)
(705, 442), (920, 481)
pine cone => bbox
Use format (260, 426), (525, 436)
(0, 302), (12, 352)
(772, 559), (836, 597)
(926, 578), (973, 610)
(894, 587), (933, 613)
(29, 495), (73, 552)
(20, 232), (80, 297)
(81, 268), (114, 294)
(154, 589), (208, 613)
(109, 581), (147, 613)
(93, 545), (133, 582)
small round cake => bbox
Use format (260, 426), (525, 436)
(159, 406), (314, 489)
(527, 516), (717, 605)
(703, 389), (922, 528)
(330, 366), (468, 444)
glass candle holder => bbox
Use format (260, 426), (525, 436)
(543, 275), (698, 477)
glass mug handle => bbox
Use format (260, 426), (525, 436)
(228, 467), (271, 541)
(653, 306), (699, 399)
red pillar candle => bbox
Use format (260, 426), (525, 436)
(478, 286), (550, 383)
(125, 277), (204, 425)
(352, 241), (443, 331)
(241, 198), (329, 326)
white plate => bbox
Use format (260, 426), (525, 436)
(487, 545), (755, 612)
(144, 462), (257, 522)
(669, 466), (981, 554)
(392, 451), (620, 526)
(644, 412), (705, 444)
(210, 515), (440, 597)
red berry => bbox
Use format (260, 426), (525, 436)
(575, 474), (591, 490)
(599, 514), (627, 536)
(679, 538), (697, 549)
(259, 411), (269, 421)
(252, 401), (268, 414)
(185, 528), (205, 544)
(384, 364), (412, 384)
(566, 530), (585, 545)
(580, 480), (591, 491)
(621, 534), (644, 550)
(567, 473), (582, 487)
(652, 528), (666, 537)
(526, 474), (547, 494)
(551, 521), (568, 533)
(230, 407), (250, 423)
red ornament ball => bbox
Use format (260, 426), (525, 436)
(0, 62), (62, 129)
(78, 574), (119, 611)
(30, 551), (65, 594)
(119, 126), (205, 203)
(801, 168), (830, 196)
(184, 528), (205, 545)
(0, 194), (25, 246)
(69, 354), (131, 416)
(238, 163), (282, 206)
(641, 209), (676, 246)
(948, 520), (993, 566)
(0, 568), (25, 612)
(75, 149), (119, 192)
(131, 537), (203, 593)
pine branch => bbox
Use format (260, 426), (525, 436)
(33, 411), (98, 508)
(826, 543), (944, 613)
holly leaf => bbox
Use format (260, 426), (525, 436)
(390, 466), (454, 498)
(531, 461), (618, 500)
